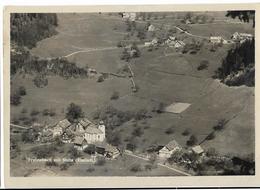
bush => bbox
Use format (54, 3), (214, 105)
(86, 167), (95, 172)
(21, 108), (28, 113)
(197, 60), (209, 70)
(145, 164), (153, 171)
(11, 92), (21, 106)
(66, 103), (84, 122)
(110, 91), (119, 100)
(130, 163), (142, 172)
(30, 109), (40, 116)
(18, 86), (26, 96)
(60, 163), (70, 171)
(33, 75), (48, 88)
(182, 129), (190, 136)
(206, 132), (215, 140)
(97, 75), (104, 83)
(165, 127), (175, 134)
(213, 119), (226, 131)
(186, 135), (198, 146)
(132, 127), (144, 137)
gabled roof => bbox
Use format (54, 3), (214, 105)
(165, 140), (180, 151)
(57, 119), (71, 129)
(79, 118), (92, 128)
(105, 144), (119, 153)
(85, 125), (103, 134)
(74, 136), (87, 145)
(192, 145), (204, 154)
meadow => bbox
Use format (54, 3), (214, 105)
(11, 12), (255, 163)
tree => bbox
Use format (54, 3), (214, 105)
(131, 43), (141, 58)
(66, 103), (84, 122)
(120, 48), (130, 62)
(11, 92), (21, 106)
(226, 11), (255, 27)
(186, 135), (198, 146)
(110, 91), (119, 100)
(33, 75), (48, 88)
(18, 86), (26, 96)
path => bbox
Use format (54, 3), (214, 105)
(10, 123), (31, 130)
(125, 152), (191, 176)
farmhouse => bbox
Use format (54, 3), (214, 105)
(74, 136), (88, 151)
(210, 36), (223, 44)
(148, 24), (156, 32)
(96, 144), (120, 159)
(80, 119), (106, 143)
(122, 12), (136, 21)
(52, 119), (71, 137)
(159, 140), (181, 159)
(232, 32), (253, 42)
(174, 40), (185, 49)
(191, 145), (204, 155)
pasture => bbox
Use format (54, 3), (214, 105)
(11, 12), (255, 160)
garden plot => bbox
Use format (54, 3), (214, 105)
(164, 102), (191, 114)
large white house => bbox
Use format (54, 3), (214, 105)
(51, 118), (105, 144)
(74, 118), (106, 143)
(159, 140), (181, 159)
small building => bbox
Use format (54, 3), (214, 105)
(210, 36), (223, 44)
(151, 38), (158, 45)
(192, 145), (204, 155)
(122, 12), (136, 21)
(148, 24), (156, 32)
(185, 19), (191, 24)
(61, 130), (73, 143)
(144, 42), (152, 47)
(74, 136), (88, 151)
(232, 32), (253, 41)
(105, 144), (120, 159)
(159, 140), (181, 159)
(96, 144), (120, 159)
(174, 40), (185, 49)
(52, 119), (71, 137)
(83, 120), (105, 143)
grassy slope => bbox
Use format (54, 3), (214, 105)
(12, 12), (254, 159)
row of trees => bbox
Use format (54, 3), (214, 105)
(214, 10), (255, 87)
(11, 13), (58, 48)
(11, 47), (89, 87)
(214, 39), (255, 86)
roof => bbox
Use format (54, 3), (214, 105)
(79, 118), (92, 128)
(105, 144), (119, 153)
(85, 125), (103, 134)
(57, 119), (71, 129)
(165, 140), (180, 151)
(74, 136), (86, 145)
(192, 145), (204, 154)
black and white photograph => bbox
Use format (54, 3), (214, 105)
(6, 6), (257, 181)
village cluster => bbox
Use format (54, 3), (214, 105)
(38, 119), (121, 160)
(36, 116), (206, 164)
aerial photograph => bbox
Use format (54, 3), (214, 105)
(10, 10), (255, 176)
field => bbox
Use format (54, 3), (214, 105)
(11, 12), (255, 176)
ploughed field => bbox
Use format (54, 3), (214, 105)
(12, 12), (254, 160)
